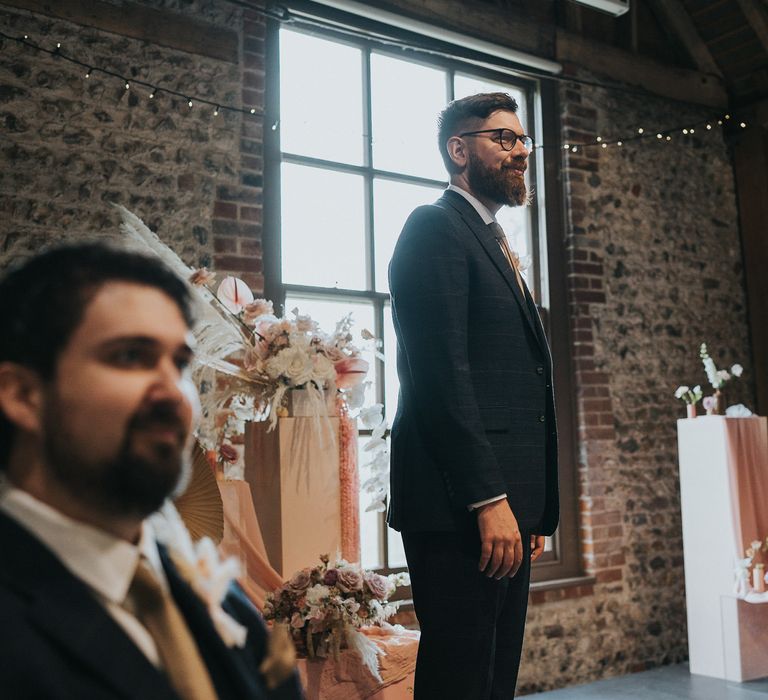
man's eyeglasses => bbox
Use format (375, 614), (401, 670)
(459, 128), (534, 152)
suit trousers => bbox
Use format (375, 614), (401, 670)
(402, 526), (532, 700)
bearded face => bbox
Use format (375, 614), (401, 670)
(42, 392), (192, 519)
(466, 148), (528, 208)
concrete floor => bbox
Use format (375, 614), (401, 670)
(532, 664), (768, 699)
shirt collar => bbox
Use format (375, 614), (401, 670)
(0, 484), (163, 604)
(447, 184), (496, 226)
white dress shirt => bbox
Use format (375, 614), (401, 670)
(0, 483), (164, 666)
(445, 185), (508, 511)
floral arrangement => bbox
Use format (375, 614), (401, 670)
(263, 555), (409, 679)
(674, 385), (703, 406)
(700, 343), (743, 390)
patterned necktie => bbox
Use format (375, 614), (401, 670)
(129, 558), (219, 700)
(488, 221), (526, 296)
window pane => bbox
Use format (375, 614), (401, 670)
(454, 74), (528, 131)
(371, 53), (448, 180)
(373, 179), (444, 293)
(281, 163), (366, 289)
(280, 30), (364, 165)
(283, 295), (377, 409)
(387, 520), (407, 569)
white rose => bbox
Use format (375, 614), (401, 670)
(731, 364), (743, 377)
(312, 353), (336, 384)
(306, 584), (330, 606)
(265, 346), (314, 386)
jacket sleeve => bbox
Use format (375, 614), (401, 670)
(389, 204), (506, 507)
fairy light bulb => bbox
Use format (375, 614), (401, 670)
(188, 99), (193, 108)
(125, 82), (130, 90)
(563, 144), (570, 150)
(706, 124), (712, 130)
(601, 143), (607, 148)
(637, 127), (644, 134)
(250, 108), (256, 114)
(571, 146), (578, 153)
(596, 136), (602, 142)
(617, 141), (623, 146)
(740, 122), (747, 128)
(657, 133), (662, 139)
(214, 105), (220, 116)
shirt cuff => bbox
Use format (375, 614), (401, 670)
(467, 494), (507, 511)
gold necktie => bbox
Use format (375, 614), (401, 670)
(129, 559), (219, 700)
(488, 222), (526, 296)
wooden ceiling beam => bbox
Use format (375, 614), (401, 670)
(556, 29), (728, 108)
(646, 0), (723, 77)
(736, 0), (768, 54)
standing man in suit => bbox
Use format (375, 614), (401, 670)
(0, 243), (303, 700)
(388, 92), (559, 699)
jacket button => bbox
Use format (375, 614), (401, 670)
(536, 366), (544, 375)
(539, 415), (545, 422)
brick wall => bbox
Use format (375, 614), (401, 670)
(0, 0), (266, 291)
(0, 0), (755, 694)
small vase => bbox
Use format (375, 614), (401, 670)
(754, 564), (766, 593)
(686, 403), (697, 419)
(714, 389), (725, 416)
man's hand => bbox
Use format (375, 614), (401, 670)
(476, 499), (523, 579)
(530, 534), (546, 563)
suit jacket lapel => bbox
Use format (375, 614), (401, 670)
(440, 190), (545, 350)
(0, 512), (178, 700)
(159, 547), (265, 700)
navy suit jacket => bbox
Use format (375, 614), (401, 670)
(387, 189), (559, 535)
(0, 511), (304, 700)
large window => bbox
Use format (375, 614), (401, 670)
(265, 14), (578, 584)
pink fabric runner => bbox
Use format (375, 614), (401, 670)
(724, 417), (768, 556)
(297, 627), (419, 700)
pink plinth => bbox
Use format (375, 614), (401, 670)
(296, 627), (419, 700)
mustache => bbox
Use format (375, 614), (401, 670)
(128, 402), (188, 439)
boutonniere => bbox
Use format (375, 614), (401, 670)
(150, 501), (248, 648)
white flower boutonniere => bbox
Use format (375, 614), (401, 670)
(150, 501), (248, 648)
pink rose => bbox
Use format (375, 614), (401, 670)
(335, 567), (363, 593)
(288, 568), (312, 591)
(334, 357), (370, 389)
(242, 299), (274, 325)
(364, 572), (394, 600)
(323, 569), (339, 586)
(290, 612), (305, 629)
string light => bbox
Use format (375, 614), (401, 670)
(563, 144), (570, 150)
(690, 128), (695, 134)
(596, 136), (602, 142)
(0, 30), (264, 120)
(637, 127), (644, 134)
(725, 114), (731, 120)
(666, 136), (672, 141)
(213, 105), (220, 116)
(617, 141), (623, 146)
(601, 142), (607, 148)
(706, 124), (712, 130)
(656, 133), (662, 139)
(571, 146), (578, 153)
(682, 129), (688, 134)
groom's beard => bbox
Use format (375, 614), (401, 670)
(467, 151), (528, 207)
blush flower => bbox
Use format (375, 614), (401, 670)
(189, 267), (215, 287)
(288, 568), (312, 591)
(335, 567), (363, 593)
(334, 357), (370, 389)
(364, 572), (394, 600)
(242, 299), (274, 325)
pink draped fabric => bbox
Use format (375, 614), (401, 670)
(724, 417), (768, 555)
(216, 479), (283, 609)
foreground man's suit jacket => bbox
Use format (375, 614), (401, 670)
(0, 511), (303, 700)
(388, 189), (559, 535)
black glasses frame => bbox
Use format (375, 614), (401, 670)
(459, 128), (534, 151)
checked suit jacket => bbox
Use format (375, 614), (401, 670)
(387, 189), (559, 535)
(0, 511), (303, 700)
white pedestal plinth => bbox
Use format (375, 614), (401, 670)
(677, 416), (768, 681)
(245, 419), (341, 578)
